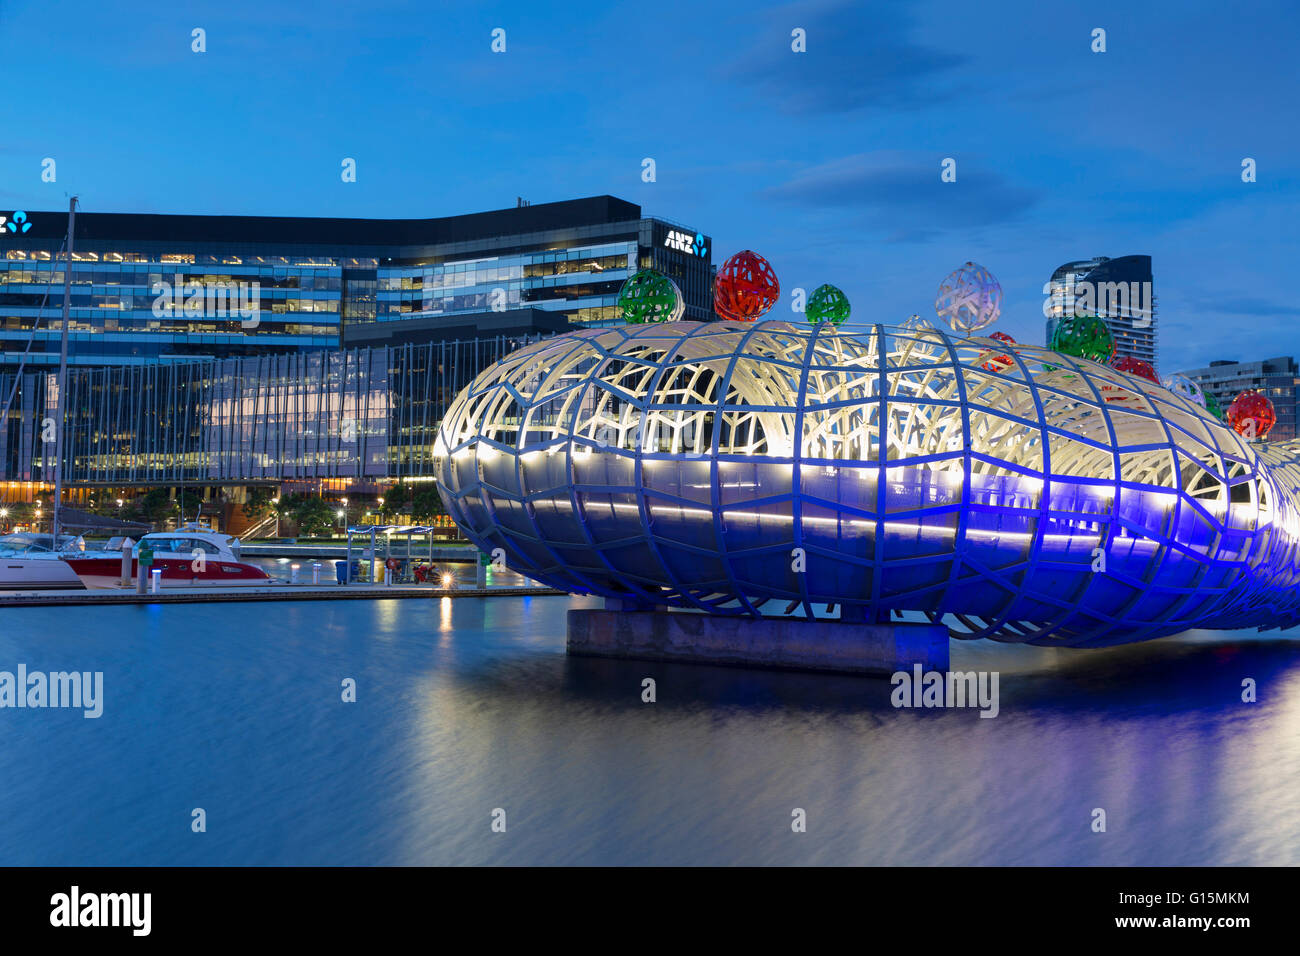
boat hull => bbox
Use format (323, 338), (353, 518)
(65, 556), (272, 589)
(0, 558), (86, 590)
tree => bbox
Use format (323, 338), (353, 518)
(243, 487), (276, 523)
(5, 502), (35, 526)
(138, 488), (177, 526)
(411, 485), (446, 521)
(384, 483), (411, 515)
(292, 496), (337, 537)
(272, 492), (299, 522)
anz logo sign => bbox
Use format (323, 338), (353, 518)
(0, 211), (32, 235)
(664, 229), (708, 258)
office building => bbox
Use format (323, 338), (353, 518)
(0, 197), (715, 371)
(1180, 356), (1299, 441)
(1045, 255), (1157, 371)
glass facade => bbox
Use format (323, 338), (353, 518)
(0, 254), (342, 368)
(0, 197), (715, 373)
(371, 240), (637, 328)
(0, 337), (544, 485)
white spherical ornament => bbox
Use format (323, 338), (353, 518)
(1162, 373), (1207, 408)
(935, 261), (1002, 333)
(896, 314), (944, 360)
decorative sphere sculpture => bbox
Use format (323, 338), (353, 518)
(935, 261), (1002, 333)
(900, 314), (937, 333)
(897, 313), (943, 359)
(713, 250), (780, 322)
(978, 330), (1017, 372)
(805, 284), (851, 326)
(1227, 390), (1277, 439)
(1204, 391), (1225, 421)
(1050, 315), (1115, 364)
(1162, 373), (1207, 408)
(1112, 354), (1159, 384)
(616, 269), (684, 324)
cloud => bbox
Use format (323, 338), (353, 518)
(763, 152), (1040, 240)
(724, 0), (968, 114)
(1187, 294), (1300, 318)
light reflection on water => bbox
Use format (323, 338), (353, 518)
(244, 555), (534, 589)
(0, 594), (1297, 865)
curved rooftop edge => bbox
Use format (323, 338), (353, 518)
(8, 196), (642, 249)
(433, 320), (1300, 647)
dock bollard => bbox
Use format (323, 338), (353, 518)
(136, 541), (154, 594)
(150, 568), (162, 594)
(290, 563), (300, 585)
(311, 561), (321, 585)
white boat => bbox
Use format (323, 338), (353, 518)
(1, 201), (270, 594)
(0, 533), (88, 590)
(66, 525), (272, 589)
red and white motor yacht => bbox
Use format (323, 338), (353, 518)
(66, 525), (272, 589)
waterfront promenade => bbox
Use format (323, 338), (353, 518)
(0, 582), (564, 607)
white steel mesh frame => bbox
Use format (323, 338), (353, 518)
(434, 320), (1300, 646)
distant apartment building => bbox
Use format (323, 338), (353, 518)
(1045, 255), (1157, 372)
(1179, 356), (1300, 441)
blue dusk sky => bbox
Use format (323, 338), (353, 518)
(1, 0), (1296, 372)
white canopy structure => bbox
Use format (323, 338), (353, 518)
(434, 320), (1300, 646)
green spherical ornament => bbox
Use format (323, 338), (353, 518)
(806, 283), (851, 326)
(1204, 391), (1224, 421)
(617, 269), (684, 324)
(1050, 315), (1115, 364)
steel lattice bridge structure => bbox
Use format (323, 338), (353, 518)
(434, 321), (1300, 647)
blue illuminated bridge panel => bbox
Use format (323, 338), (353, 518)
(433, 321), (1300, 647)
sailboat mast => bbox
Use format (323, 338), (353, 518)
(51, 196), (76, 541)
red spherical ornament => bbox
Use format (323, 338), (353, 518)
(978, 330), (1017, 372)
(1111, 354), (1159, 384)
(1227, 390), (1276, 440)
(713, 250), (779, 322)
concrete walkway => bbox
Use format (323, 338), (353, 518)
(241, 542), (476, 559)
(0, 583), (565, 607)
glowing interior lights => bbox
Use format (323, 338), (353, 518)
(435, 320), (1300, 646)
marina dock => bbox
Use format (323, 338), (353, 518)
(0, 582), (565, 607)
(240, 542), (477, 560)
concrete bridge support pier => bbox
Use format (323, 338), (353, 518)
(567, 605), (949, 677)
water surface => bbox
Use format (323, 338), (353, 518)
(1, 594), (1297, 865)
